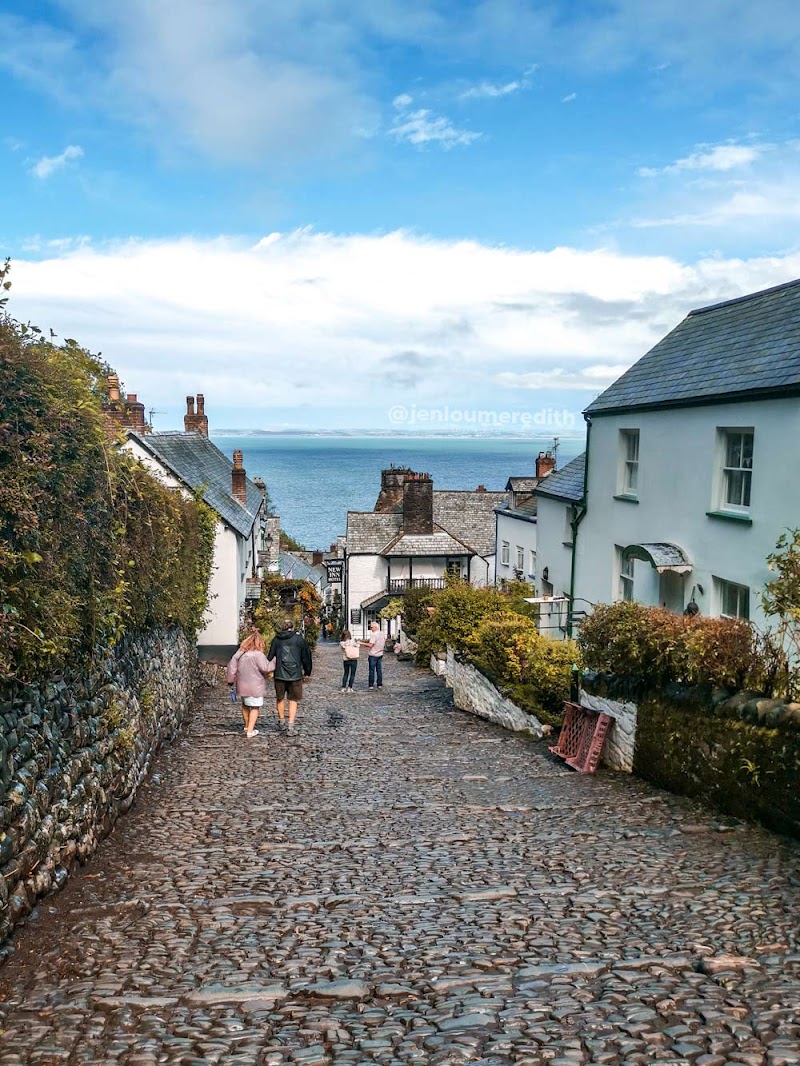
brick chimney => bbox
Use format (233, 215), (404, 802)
(375, 465), (412, 512)
(102, 376), (147, 433)
(107, 374), (121, 402)
(403, 472), (434, 535)
(535, 451), (556, 480)
(476, 484), (486, 493)
(231, 450), (247, 504)
(184, 394), (209, 436)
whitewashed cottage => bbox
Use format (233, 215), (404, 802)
(345, 468), (507, 637)
(541, 278), (800, 636)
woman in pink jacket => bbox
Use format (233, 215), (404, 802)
(226, 631), (274, 738)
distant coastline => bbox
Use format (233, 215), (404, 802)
(212, 428), (587, 440)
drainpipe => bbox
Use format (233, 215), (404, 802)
(493, 509), (499, 586)
(567, 414), (592, 639)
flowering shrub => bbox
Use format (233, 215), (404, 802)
(252, 576), (323, 648)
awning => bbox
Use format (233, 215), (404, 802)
(360, 590), (390, 610)
(622, 543), (692, 574)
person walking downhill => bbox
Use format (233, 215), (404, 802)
(268, 620), (312, 736)
(361, 621), (386, 690)
(226, 631), (274, 739)
(339, 629), (360, 692)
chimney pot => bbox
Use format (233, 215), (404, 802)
(186, 396), (195, 415)
(107, 375), (120, 402)
(196, 393), (205, 414)
(477, 484), (486, 493)
(127, 393), (137, 403)
(535, 450), (556, 480)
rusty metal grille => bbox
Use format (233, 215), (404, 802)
(549, 701), (612, 774)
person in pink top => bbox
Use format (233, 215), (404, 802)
(226, 631), (274, 738)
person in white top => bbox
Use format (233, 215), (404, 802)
(361, 622), (386, 689)
(339, 629), (360, 693)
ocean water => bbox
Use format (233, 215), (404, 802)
(211, 435), (586, 549)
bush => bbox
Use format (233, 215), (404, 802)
(0, 297), (215, 680)
(466, 611), (578, 723)
(578, 602), (760, 692)
(402, 586), (435, 636)
(414, 580), (506, 664)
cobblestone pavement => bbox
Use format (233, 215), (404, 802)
(2, 646), (800, 1066)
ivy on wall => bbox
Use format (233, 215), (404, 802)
(0, 271), (215, 680)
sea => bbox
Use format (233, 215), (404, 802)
(212, 435), (586, 550)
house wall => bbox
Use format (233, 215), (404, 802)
(533, 495), (575, 639)
(124, 437), (249, 650)
(577, 396), (800, 630)
(495, 511), (537, 584)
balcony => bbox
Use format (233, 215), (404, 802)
(388, 577), (447, 593)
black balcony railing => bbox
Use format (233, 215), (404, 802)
(388, 577), (447, 593)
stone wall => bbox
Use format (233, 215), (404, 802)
(445, 648), (543, 738)
(0, 627), (196, 953)
(582, 676), (800, 839)
(578, 689), (636, 773)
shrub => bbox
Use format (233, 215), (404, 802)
(402, 586), (434, 636)
(0, 293), (215, 680)
(414, 581), (505, 664)
(578, 601), (760, 692)
(467, 611), (578, 722)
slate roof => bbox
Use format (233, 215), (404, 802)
(383, 530), (473, 558)
(533, 454), (586, 503)
(496, 498), (538, 523)
(505, 476), (538, 492)
(127, 431), (262, 538)
(279, 551), (326, 586)
(586, 278), (800, 415)
(346, 489), (508, 557)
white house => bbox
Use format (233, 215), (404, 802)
(561, 278), (800, 635)
(345, 468), (507, 636)
(125, 406), (268, 657)
(494, 451), (556, 586)
(531, 454), (586, 638)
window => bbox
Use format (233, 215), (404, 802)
(501, 541), (510, 566)
(446, 558), (462, 579)
(529, 549), (536, 576)
(619, 551), (634, 601)
(516, 546), (524, 571)
(720, 429), (753, 511)
(619, 430), (640, 497)
(717, 578), (750, 620)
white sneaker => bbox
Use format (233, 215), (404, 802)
(340, 687), (347, 693)
(246, 729), (260, 738)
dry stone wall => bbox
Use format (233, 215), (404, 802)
(0, 627), (195, 953)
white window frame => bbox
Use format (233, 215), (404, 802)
(516, 546), (524, 571)
(618, 429), (640, 497)
(717, 428), (754, 514)
(715, 577), (750, 620)
(618, 550), (634, 602)
(529, 549), (536, 577)
(500, 541), (510, 566)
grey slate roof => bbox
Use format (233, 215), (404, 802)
(533, 454), (586, 503)
(279, 551), (325, 586)
(383, 530), (473, 558)
(346, 489), (508, 557)
(496, 498), (538, 523)
(127, 431), (262, 538)
(586, 278), (800, 415)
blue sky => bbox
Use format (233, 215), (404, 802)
(3, 0), (800, 432)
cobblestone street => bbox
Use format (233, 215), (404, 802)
(1, 645), (799, 1065)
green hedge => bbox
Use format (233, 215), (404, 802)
(0, 308), (215, 681)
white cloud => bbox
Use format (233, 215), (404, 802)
(496, 364), (631, 390)
(639, 142), (765, 178)
(459, 66), (536, 100)
(30, 145), (84, 179)
(390, 103), (481, 149)
(561, 92), (577, 103)
(9, 231), (800, 424)
(392, 93), (414, 109)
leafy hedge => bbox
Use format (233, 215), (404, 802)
(578, 601), (760, 692)
(0, 296), (215, 681)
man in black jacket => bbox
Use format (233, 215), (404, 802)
(268, 620), (313, 735)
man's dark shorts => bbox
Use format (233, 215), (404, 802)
(274, 679), (304, 702)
